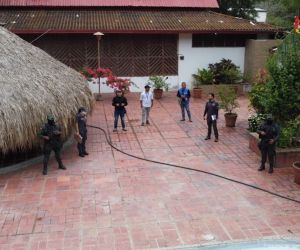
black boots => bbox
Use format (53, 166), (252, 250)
(42, 164), (66, 175)
(59, 165), (66, 170)
(258, 165), (273, 174)
(43, 166), (47, 175)
(268, 166), (274, 174)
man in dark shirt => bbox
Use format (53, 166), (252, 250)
(257, 115), (280, 174)
(112, 90), (128, 132)
(76, 107), (88, 157)
(177, 82), (192, 122)
(203, 93), (219, 142)
(40, 114), (66, 175)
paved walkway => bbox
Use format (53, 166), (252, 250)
(0, 92), (300, 250)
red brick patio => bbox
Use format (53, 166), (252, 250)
(0, 92), (300, 250)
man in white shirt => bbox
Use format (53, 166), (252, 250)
(140, 84), (154, 126)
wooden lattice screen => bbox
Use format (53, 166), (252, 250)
(23, 34), (178, 76)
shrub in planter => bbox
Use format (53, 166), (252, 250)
(278, 115), (300, 148)
(248, 83), (268, 113)
(192, 68), (214, 98)
(249, 34), (300, 124)
(208, 58), (242, 85)
(148, 76), (169, 99)
(248, 33), (300, 151)
(217, 85), (239, 127)
(248, 113), (268, 132)
(293, 161), (300, 185)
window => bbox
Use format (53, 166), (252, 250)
(192, 34), (257, 47)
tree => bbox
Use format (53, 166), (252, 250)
(217, 0), (261, 20)
(249, 33), (300, 124)
(260, 0), (300, 29)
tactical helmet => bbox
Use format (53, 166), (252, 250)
(47, 114), (55, 121)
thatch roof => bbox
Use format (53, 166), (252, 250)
(0, 27), (94, 154)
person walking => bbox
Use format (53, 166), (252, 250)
(203, 93), (219, 142)
(76, 107), (88, 157)
(112, 89), (128, 132)
(140, 84), (153, 126)
(177, 82), (192, 122)
(40, 114), (66, 175)
(257, 114), (279, 174)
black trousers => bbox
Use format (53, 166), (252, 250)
(43, 143), (63, 170)
(77, 131), (87, 155)
(260, 143), (275, 168)
(114, 109), (126, 129)
(207, 118), (219, 139)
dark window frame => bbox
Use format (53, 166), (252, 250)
(192, 34), (257, 48)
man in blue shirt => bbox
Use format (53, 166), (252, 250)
(177, 82), (192, 122)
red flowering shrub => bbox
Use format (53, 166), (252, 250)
(81, 67), (112, 80)
(81, 67), (134, 92)
(106, 75), (132, 92)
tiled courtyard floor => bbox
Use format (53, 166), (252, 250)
(0, 92), (300, 250)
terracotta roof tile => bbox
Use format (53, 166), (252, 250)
(0, 0), (219, 8)
(0, 9), (279, 33)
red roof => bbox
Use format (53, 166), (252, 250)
(0, 0), (219, 8)
(1, 9), (279, 34)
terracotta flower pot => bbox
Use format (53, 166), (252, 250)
(293, 162), (300, 185)
(154, 89), (163, 99)
(192, 88), (202, 98)
(224, 113), (238, 127)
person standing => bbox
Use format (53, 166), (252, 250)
(40, 114), (66, 175)
(257, 115), (279, 174)
(203, 93), (219, 142)
(177, 82), (192, 122)
(112, 89), (128, 132)
(140, 84), (153, 126)
(76, 107), (88, 157)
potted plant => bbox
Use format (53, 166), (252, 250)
(192, 68), (214, 98)
(217, 85), (239, 127)
(148, 76), (169, 99)
(293, 161), (300, 185)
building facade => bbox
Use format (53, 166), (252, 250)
(0, 1), (279, 92)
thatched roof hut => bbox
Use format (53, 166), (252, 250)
(0, 27), (94, 154)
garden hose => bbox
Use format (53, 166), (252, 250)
(87, 124), (300, 205)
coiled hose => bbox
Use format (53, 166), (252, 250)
(87, 124), (300, 205)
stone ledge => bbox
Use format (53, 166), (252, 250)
(195, 84), (244, 97)
(249, 132), (300, 168)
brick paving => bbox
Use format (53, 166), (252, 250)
(0, 92), (300, 250)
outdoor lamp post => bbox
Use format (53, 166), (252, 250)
(93, 32), (104, 100)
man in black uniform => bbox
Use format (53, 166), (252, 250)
(112, 90), (128, 132)
(40, 114), (66, 175)
(76, 107), (88, 157)
(257, 114), (279, 174)
(203, 93), (219, 142)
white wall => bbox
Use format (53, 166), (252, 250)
(178, 33), (245, 88)
(88, 75), (179, 93)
